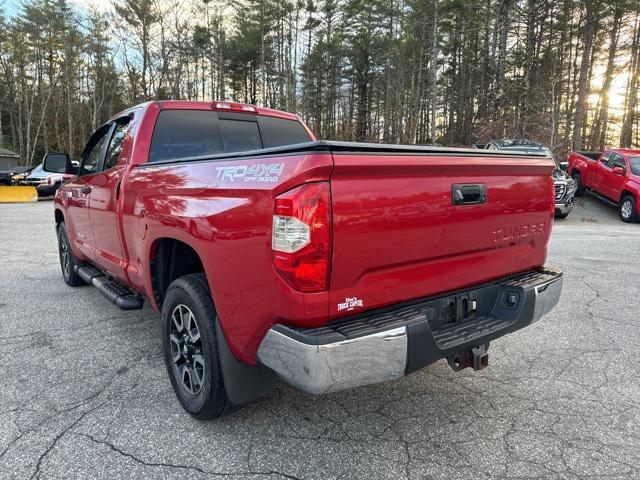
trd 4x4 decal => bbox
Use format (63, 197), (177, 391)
(216, 163), (284, 183)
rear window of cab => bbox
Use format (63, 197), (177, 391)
(148, 110), (311, 163)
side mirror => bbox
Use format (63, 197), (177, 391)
(612, 166), (626, 176)
(560, 161), (568, 171)
(42, 153), (71, 174)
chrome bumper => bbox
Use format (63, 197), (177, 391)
(257, 269), (563, 395)
(555, 200), (574, 215)
(257, 326), (407, 394)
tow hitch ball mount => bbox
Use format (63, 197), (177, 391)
(447, 344), (489, 372)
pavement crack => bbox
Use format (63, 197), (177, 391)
(77, 432), (303, 479)
(28, 399), (111, 480)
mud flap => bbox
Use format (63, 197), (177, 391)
(215, 321), (277, 404)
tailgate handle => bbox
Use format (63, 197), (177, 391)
(452, 184), (487, 205)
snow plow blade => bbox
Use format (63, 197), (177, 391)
(0, 186), (38, 203)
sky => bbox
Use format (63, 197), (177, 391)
(3, 0), (113, 16)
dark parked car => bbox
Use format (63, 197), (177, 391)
(480, 139), (576, 218)
(0, 166), (33, 186)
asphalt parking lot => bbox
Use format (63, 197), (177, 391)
(1, 196), (640, 480)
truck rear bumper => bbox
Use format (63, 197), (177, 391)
(257, 268), (562, 394)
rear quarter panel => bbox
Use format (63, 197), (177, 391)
(568, 152), (596, 187)
(121, 152), (333, 362)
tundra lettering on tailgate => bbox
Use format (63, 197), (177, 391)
(492, 222), (547, 243)
(216, 163), (284, 183)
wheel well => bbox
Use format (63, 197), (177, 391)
(54, 209), (64, 225)
(620, 190), (635, 202)
(571, 168), (580, 176)
(150, 238), (205, 306)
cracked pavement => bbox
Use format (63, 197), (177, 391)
(1, 195), (639, 480)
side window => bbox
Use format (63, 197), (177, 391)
(257, 116), (312, 148)
(600, 152), (614, 168)
(80, 126), (111, 176)
(611, 154), (626, 169)
(219, 118), (262, 152)
(103, 118), (131, 171)
(149, 110), (223, 163)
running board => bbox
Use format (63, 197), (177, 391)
(588, 190), (618, 207)
(76, 265), (143, 310)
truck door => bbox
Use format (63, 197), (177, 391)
(86, 116), (133, 282)
(593, 152), (613, 194)
(603, 153), (628, 201)
(64, 124), (113, 261)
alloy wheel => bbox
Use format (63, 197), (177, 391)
(169, 304), (205, 395)
(621, 199), (633, 219)
(59, 233), (70, 279)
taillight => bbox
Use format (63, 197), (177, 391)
(272, 182), (331, 292)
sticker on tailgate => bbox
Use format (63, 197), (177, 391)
(338, 297), (364, 312)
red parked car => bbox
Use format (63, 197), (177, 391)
(568, 149), (640, 222)
(44, 101), (562, 419)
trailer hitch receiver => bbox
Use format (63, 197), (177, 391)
(447, 344), (489, 372)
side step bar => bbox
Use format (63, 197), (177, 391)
(588, 190), (618, 207)
(75, 265), (143, 310)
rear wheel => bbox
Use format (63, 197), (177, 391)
(57, 223), (85, 286)
(572, 172), (586, 197)
(162, 273), (234, 420)
(619, 195), (638, 223)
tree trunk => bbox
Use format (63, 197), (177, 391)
(429, 0), (439, 142)
(572, 3), (597, 151)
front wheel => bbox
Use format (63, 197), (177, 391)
(162, 273), (235, 420)
(57, 223), (85, 286)
(619, 195), (638, 223)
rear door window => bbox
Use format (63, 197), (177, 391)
(149, 110), (223, 162)
(257, 116), (311, 148)
(611, 154), (626, 169)
(600, 153), (614, 168)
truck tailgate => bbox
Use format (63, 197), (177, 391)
(329, 151), (555, 317)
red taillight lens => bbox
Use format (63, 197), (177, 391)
(272, 182), (331, 292)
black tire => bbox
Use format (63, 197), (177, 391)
(572, 172), (586, 197)
(555, 212), (570, 219)
(57, 223), (85, 287)
(162, 273), (235, 420)
(619, 195), (638, 223)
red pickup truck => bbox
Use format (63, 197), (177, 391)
(46, 100), (562, 419)
(568, 149), (640, 222)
